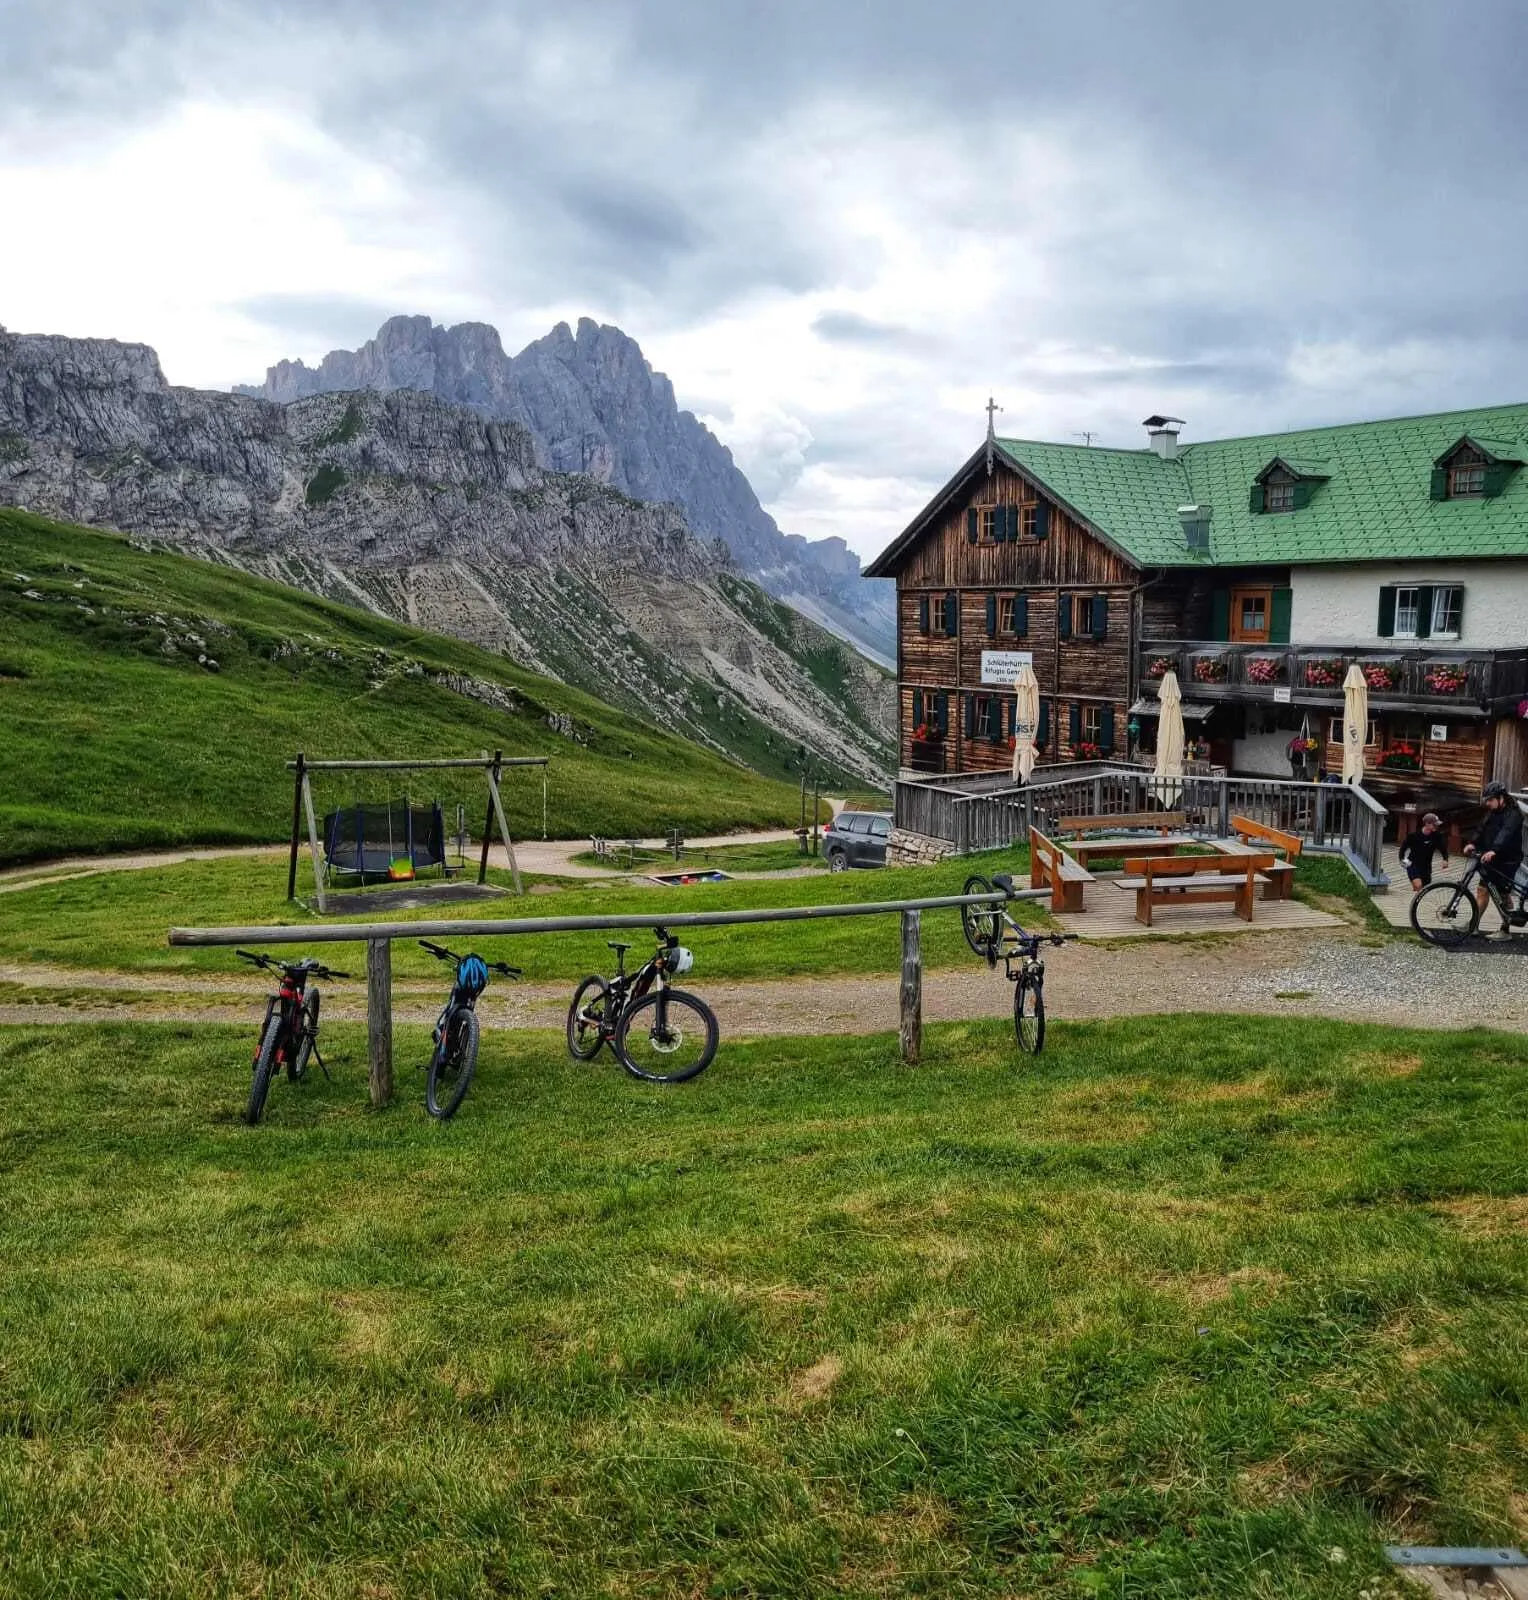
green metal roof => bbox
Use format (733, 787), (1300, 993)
(995, 401), (1528, 568)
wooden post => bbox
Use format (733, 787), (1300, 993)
(812, 777), (821, 855)
(366, 938), (393, 1108)
(301, 770), (327, 914)
(799, 772), (807, 854)
(899, 909), (922, 1064)
(486, 754), (522, 894)
(287, 753), (305, 901)
(477, 750), (498, 885)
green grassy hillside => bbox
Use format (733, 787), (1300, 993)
(0, 511), (823, 865)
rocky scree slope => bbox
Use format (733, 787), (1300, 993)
(0, 327), (894, 787)
(238, 314), (895, 663)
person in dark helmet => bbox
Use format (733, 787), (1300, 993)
(1399, 812), (1448, 891)
(1464, 781), (1525, 940)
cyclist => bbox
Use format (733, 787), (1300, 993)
(1463, 781), (1525, 941)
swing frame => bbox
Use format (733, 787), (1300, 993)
(285, 751), (550, 911)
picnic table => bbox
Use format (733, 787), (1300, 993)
(1064, 833), (1206, 868)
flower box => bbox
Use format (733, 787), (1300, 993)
(1073, 742), (1103, 762)
(1379, 741), (1423, 771)
(1423, 663), (1469, 694)
(1245, 655), (1284, 685)
(1146, 655), (1177, 679)
(1303, 658), (1342, 688)
(1192, 656), (1229, 684)
(1360, 661), (1401, 691)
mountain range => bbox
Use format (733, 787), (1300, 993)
(235, 314), (894, 664)
(0, 324), (894, 787)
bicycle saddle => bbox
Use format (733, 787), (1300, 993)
(991, 873), (1015, 893)
(607, 941), (631, 955)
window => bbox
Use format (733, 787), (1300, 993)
(1329, 716), (1381, 746)
(1264, 469), (1296, 513)
(868, 816), (891, 839)
(971, 694), (1001, 741)
(1081, 705), (1103, 744)
(1019, 505), (1038, 539)
(932, 595), (950, 633)
(979, 506), (997, 541)
(1065, 593), (1108, 640)
(1393, 586), (1420, 637)
(1448, 445), (1487, 499)
(1236, 592), (1268, 639)
(1431, 585), (1463, 637)
(998, 596), (1016, 634)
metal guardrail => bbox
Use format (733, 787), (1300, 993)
(168, 887), (1049, 1101)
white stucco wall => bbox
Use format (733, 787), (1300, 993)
(1289, 562), (1528, 648)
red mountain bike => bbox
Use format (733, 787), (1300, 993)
(236, 950), (349, 1124)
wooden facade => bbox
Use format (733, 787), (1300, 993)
(892, 461), (1139, 774)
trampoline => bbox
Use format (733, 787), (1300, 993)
(323, 799), (449, 884)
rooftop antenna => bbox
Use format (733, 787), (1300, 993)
(985, 395), (1003, 475)
(1072, 430), (1098, 447)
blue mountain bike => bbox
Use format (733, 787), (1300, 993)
(418, 941), (521, 1118)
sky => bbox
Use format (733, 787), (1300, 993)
(4, 0), (1528, 560)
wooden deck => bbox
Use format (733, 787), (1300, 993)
(1053, 881), (1344, 940)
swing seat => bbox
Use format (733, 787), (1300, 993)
(323, 800), (446, 884)
(387, 858), (416, 882)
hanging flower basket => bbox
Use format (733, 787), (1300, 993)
(1192, 655), (1229, 683)
(1424, 663), (1469, 694)
(1303, 657), (1342, 688)
(1287, 735), (1320, 760)
(1360, 661), (1400, 691)
(1245, 655), (1283, 685)
(1146, 654), (1176, 679)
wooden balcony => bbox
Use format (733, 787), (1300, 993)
(1139, 642), (1528, 715)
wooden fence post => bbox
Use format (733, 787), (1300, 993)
(286, 753), (305, 901)
(366, 938), (393, 1108)
(900, 910), (922, 1064)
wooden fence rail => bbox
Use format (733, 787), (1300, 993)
(168, 887), (1048, 1097)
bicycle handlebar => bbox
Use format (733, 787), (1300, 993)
(419, 941), (520, 979)
(235, 949), (348, 979)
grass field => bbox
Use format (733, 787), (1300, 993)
(569, 838), (830, 874)
(1, 1015), (1524, 1596)
(0, 511), (826, 864)
(0, 850), (1040, 981)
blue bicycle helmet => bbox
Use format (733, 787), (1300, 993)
(457, 954), (489, 996)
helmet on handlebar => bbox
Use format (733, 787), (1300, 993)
(668, 945), (694, 976)
(457, 954), (490, 996)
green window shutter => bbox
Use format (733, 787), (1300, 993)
(1068, 703), (1082, 748)
(1099, 706), (1115, 752)
(1430, 468), (1448, 501)
(1291, 481), (1315, 510)
(1455, 588), (1466, 634)
(1209, 589), (1230, 642)
(945, 592), (959, 637)
(1414, 584), (1434, 640)
(1057, 592), (1073, 640)
(1483, 464), (1512, 497)
(912, 688), (924, 728)
(1377, 586), (1396, 638)
(936, 692), (949, 735)
(1005, 506), (1020, 542)
(1248, 484), (1266, 514)
(1038, 697), (1050, 746)
(988, 700), (1003, 745)
(964, 695), (975, 737)
(1015, 594), (1028, 636)
(1270, 587), (1293, 644)
(917, 595), (929, 634)
(1091, 595), (1108, 642)
(966, 508), (979, 543)
(998, 505), (1013, 541)
(985, 594), (996, 638)
(1032, 503), (1049, 540)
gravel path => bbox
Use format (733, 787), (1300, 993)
(6, 927), (1524, 1035)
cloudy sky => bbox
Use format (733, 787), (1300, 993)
(4, 0), (1527, 557)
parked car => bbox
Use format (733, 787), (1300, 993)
(823, 810), (892, 870)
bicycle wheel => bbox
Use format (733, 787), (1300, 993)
(290, 988), (320, 1081)
(246, 1013), (282, 1125)
(427, 1009), (480, 1120)
(615, 988), (718, 1083)
(961, 874), (1000, 960)
(566, 976), (612, 1061)
(1012, 973), (1046, 1055)
(1411, 879), (1482, 947)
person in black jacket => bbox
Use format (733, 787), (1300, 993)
(1399, 813), (1448, 891)
(1465, 781), (1526, 940)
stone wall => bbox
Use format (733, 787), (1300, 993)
(887, 827), (957, 868)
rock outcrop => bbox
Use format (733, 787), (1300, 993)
(238, 314), (896, 663)
(0, 326), (894, 786)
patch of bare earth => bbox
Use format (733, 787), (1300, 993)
(787, 1356), (843, 1403)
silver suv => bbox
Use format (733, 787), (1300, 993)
(823, 810), (892, 871)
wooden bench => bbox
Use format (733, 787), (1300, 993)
(1118, 852), (1275, 927)
(1055, 810), (1187, 837)
(1226, 814), (1303, 900)
(1029, 826), (1095, 913)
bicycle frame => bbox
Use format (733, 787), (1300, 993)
(598, 935), (677, 1036)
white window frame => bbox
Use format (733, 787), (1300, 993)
(1430, 585), (1463, 639)
(1392, 586), (1420, 639)
(1329, 716), (1381, 746)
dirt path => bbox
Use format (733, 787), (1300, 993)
(7, 928), (1525, 1036)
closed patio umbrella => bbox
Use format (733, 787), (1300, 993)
(1154, 669), (1185, 807)
(1011, 663), (1041, 783)
(1342, 662), (1368, 784)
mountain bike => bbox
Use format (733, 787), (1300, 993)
(960, 874), (1078, 1054)
(1411, 858), (1528, 948)
(566, 927), (719, 1083)
(418, 941), (521, 1118)
(236, 949), (349, 1124)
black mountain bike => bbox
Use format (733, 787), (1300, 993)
(566, 927), (719, 1083)
(960, 874), (1078, 1054)
(1411, 858), (1528, 947)
(236, 949), (349, 1125)
(418, 941), (521, 1118)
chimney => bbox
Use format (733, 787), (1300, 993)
(1177, 503), (1211, 551)
(1143, 414), (1185, 461)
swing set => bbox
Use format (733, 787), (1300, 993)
(285, 751), (550, 913)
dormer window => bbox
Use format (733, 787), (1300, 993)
(1446, 445), (1486, 498)
(1431, 435), (1523, 501)
(1250, 456), (1330, 514)
(1264, 469), (1297, 513)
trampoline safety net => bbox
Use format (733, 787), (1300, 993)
(323, 800), (447, 880)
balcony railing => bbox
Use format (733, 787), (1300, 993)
(1139, 641), (1528, 711)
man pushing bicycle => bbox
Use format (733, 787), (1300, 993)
(1464, 781), (1525, 941)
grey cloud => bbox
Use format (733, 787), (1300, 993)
(236, 292), (413, 351)
(812, 311), (928, 349)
